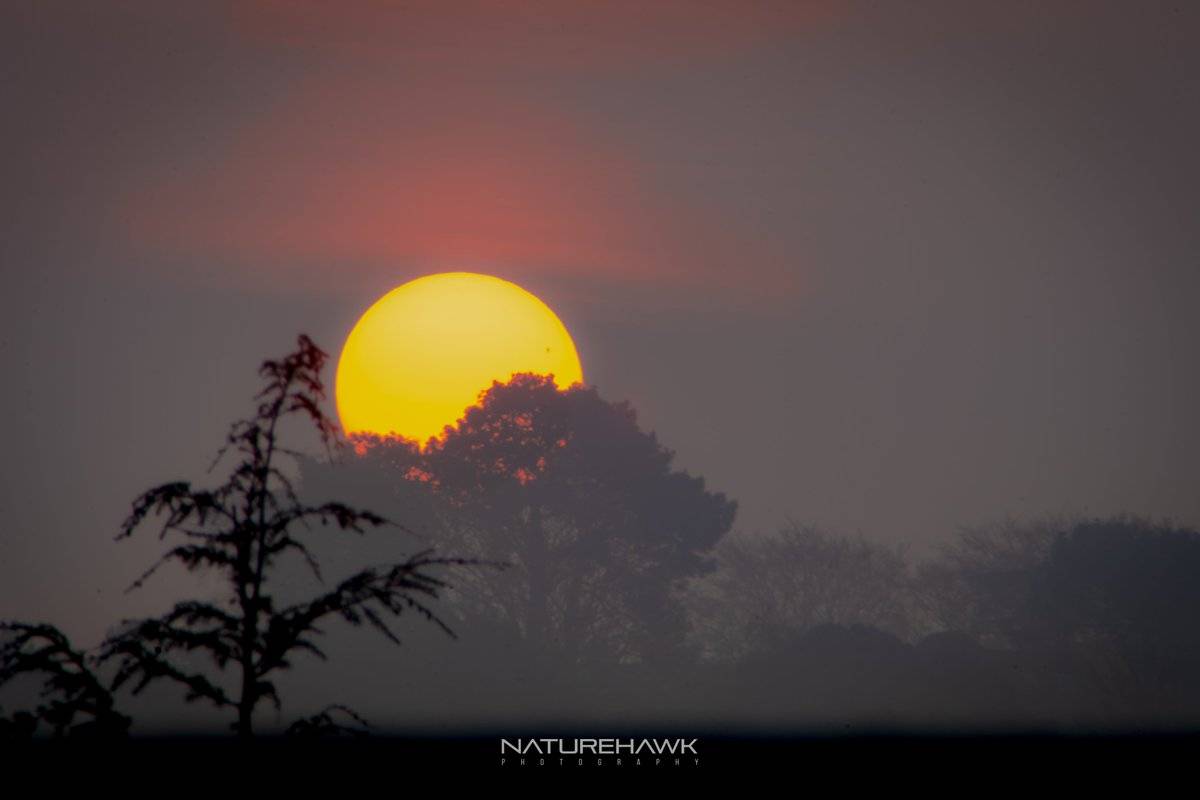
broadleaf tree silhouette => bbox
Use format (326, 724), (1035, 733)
(304, 373), (738, 676)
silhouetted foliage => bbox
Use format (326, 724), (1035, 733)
(916, 516), (1066, 647)
(686, 523), (917, 662)
(723, 622), (1033, 727)
(305, 373), (736, 668)
(0, 622), (130, 738)
(95, 335), (473, 736)
(1029, 518), (1200, 717)
(285, 703), (371, 738)
(12, 339), (1200, 737)
(917, 515), (1200, 724)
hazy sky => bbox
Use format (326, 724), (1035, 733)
(3, 1), (1198, 642)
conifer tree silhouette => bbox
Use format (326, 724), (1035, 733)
(95, 335), (473, 737)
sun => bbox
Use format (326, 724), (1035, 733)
(335, 272), (584, 445)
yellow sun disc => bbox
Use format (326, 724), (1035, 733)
(335, 272), (584, 445)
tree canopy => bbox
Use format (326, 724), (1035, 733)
(686, 523), (917, 662)
(306, 373), (737, 667)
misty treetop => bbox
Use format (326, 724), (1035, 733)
(303, 373), (737, 668)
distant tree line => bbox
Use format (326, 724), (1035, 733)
(5, 335), (1200, 736)
(299, 376), (1200, 731)
(685, 514), (1200, 728)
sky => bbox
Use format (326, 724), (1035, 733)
(2, 0), (1199, 644)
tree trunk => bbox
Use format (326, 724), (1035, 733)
(236, 641), (255, 738)
(237, 592), (258, 738)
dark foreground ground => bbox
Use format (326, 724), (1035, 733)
(7, 732), (1199, 784)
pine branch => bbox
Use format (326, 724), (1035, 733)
(96, 334), (494, 736)
(0, 622), (130, 737)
